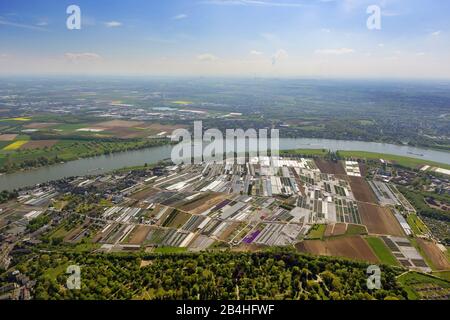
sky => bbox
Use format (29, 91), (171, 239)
(0, 0), (450, 78)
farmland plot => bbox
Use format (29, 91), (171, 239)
(358, 203), (405, 236)
(416, 239), (450, 271)
(314, 159), (346, 175)
(348, 177), (377, 204)
(296, 236), (379, 263)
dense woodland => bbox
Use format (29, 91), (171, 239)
(0, 190), (18, 203)
(5, 250), (408, 300)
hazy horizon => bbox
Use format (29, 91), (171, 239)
(1, 0), (450, 78)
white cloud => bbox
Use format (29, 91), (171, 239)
(250, 50), (263, 55)
(272, 49), (288, 65)
(173, 14), (188, 20)
(105, 21), (123, 28)
(36, 21), (48, 27)
(431, 30), (441, 37)
(146, 36), (176, 44)
(64, 53), (102, 62)
(378, 43), (385, 47)
(197, 53), (219, 62)
(0, 18), (47, 31)
(315, 48), (355, 55)
(321, 28), (331, 33)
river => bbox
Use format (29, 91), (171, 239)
(0, 138), (448, 191)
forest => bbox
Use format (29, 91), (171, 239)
(5, 250), (409, 300)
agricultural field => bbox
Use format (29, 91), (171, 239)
(314, 159), (346, 175)
(398, 272), (450, 300)
(382, 236), (430, 271)
(306, 224), (326, 240)
(20, 140), (58, 150)
(125, 225), (152, 245)
(0, 116), (182, 172)
(0, 134), (17, 141)
(339, 151), (450, 170)
(0, 137), (168, 173)
(3, 140), (28, 151)
(323, 223), (347, 237)
(357, 202), (405, 236)
(407, 214), (430, 236)
(366, 237), (400, 266)
(296, 236), (379, 263)
(415, 239), (450, 271)
(281, 149), (328, 157)
(346, 224), (368, 236)
(2, 152), (446, 299)
(348, 176), (377, 204)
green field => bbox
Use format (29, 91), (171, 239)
(366, 237), (399, 266)
(281, 148), (450, 170)
(406, 214), (429, 236)
(153, 246), (188, 253)
(338, 150), (450, 170)
(433, 271), (450, 281)
(346, 224), (368, 236)
(397, 271), (450, 300)
(281, 149), (328, 157)
(306, 224), (327, 240)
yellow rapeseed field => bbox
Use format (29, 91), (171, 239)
(3, 140), (28, 150)
(0, 117), (32, 122)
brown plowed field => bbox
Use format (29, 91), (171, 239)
(163, 211), (191, 229)
(0, 134), (17, 141)
(131, 187), (160, 201)
(21, 140), (58, 150)
(218, 222), (241, 241)
(349, 176), (377, 204)
(416, 239), (450, 270)
(296, 236), (379, 263)
(324, 223), (347, 237)
(314, 159), (346, 175)
(182, 193), (228, 215)
(333, 223), (347, 235)
(357, 202), (404, 236)
(127, 225), (152, 245)
(359, 163), (368, 176)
